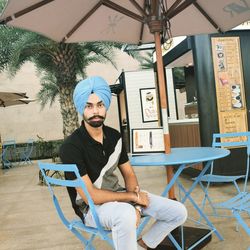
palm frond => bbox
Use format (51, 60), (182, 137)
(36, 72), (59, 109)
(140, 51), (154, 69)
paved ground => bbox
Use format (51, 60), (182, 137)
(0, 160), (249, 250)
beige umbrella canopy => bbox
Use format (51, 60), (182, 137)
(1, 0), (250, 197)
(0, 89), (35, 107)
(1, 0), (250, 43)
(0, 98), (35, 107)
(0, 90), (27, 100)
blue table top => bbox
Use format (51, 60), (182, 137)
(130, 147), (230, 166)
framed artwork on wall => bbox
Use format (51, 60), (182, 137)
(131, 128), (164, 154)
(139, 88), (158, 123)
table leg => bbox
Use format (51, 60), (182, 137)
(137, 164), (186, 247)
(178, 181), (224, 241)
(162, 164), (185, 197)
(181, 161), (213, 201)
(177, 160), (224, 241)
(138, 161), (223, 249)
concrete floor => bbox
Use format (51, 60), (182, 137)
(0, 160), (249, 250)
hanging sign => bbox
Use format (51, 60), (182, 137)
(211, 37), (248, 143)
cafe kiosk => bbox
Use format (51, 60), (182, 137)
(161, 30), (250, 177)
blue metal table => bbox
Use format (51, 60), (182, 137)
(130, 147), (230, 250)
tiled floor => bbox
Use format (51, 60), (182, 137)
(0, 161), (249, 250)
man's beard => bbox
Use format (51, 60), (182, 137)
(84, 115), (105, 128)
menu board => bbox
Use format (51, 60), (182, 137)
(211, 37), (248, 143)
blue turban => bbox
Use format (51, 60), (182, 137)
(73, 76), (112, 115)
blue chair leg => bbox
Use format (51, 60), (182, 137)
(199, 181), (219, 217)
(233, 210), (250, 236)
(168, 233), (182, 250)
(70, 227), (96, 249)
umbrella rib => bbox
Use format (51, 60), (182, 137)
(15, 93), (28, 99)
(167, 0), (197, 19)
(139, 0), (147, 45)
(0, 0), (55, 24)
(151, 0), (160, 16)
(103, 0), (144, 22)
(62, 1), (103, 42)
(129, 0), (148, 18)
(166, 0), (183, 17)
(20, 100), (28, 104)
(62, 0), (144, 43)
(115, 0), (147, 44)
(193, 2), (222, 32)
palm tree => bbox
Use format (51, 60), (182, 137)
(0, 1), (144, 137)
(140, 51), (154, 69)
(0, 24), (143, 137)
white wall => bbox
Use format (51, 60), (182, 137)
(165, 68), (177, 120)
(0, 63), (64, 143)
(0, 50), (141, 143)
(124, 70), (159, 130)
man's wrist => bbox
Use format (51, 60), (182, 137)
(134, 191), (140, 203)
(134, 185), (140, 203)
(128, 191), (138, 203)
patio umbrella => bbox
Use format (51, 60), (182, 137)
(0, 88), (34, 107)
(1, 0), (250, 197)
(0, 98), (35, 107)
(0, 90), (27, 101)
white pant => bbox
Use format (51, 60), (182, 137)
(85, 192), (187, 250)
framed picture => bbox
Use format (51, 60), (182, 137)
(139, 88), (158, 123)
(131, 128), (164, 154)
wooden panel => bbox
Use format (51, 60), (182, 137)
(169, 123), (202, 170)
(169, 123), (201, 147)
(211, 37), (248, 138)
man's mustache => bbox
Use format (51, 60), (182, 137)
(89, 115), (105, 120)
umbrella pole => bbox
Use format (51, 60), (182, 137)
(154, 32), (175, 199)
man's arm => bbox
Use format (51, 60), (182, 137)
(118, 161), (149, 207)
(118, 161), (139, 192)
(118, 161), (148, 225)
(76, 174), (148, 206)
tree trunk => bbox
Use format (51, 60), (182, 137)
(59, 85), (79, 137)
(53, 43), (79, 138)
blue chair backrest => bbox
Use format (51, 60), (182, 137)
(38, 162), (107, 236)
(212, 132), (250, 150)
(3, 139), (16, 148)
(212, 131), (250, 191)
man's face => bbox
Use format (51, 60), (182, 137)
(83, 93), (106, 128)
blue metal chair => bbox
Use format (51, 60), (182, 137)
(218, 192), (250, 235)
(38, 162), (180, 249)
(197, 132), (250, 234)
(38, 162), (114, 249)
(1, 146), (11, 168)
(19, 139), (34, 164)
(2, 139), (17, 168)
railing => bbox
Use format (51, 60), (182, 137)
(1, 139), (63, 168)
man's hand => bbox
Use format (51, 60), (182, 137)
(133, 186), (149, 207)
(137, 191), (149, 207)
